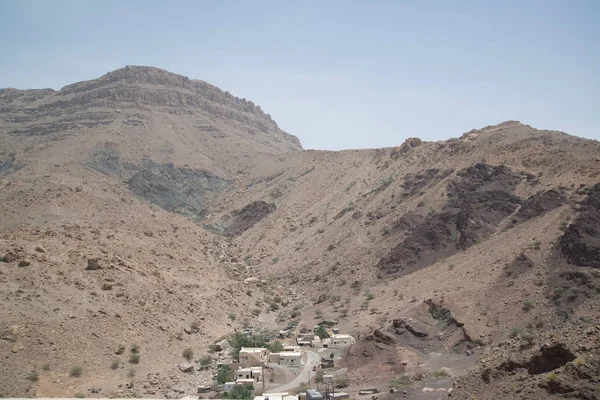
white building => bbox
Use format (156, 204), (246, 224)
(236, 366), (262, 383)
(279, 351), (302, 366)
(328, 334), (355, 348)
(239, 347), (268, 367)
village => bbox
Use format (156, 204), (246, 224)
(198, 323), (357, 400)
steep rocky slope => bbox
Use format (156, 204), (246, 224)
(1, 67), (599, 398)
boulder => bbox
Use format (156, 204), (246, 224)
(215, 338), (230, 351)
(86, 258), (102, 270)
(101, 283), (113, 291)
(18, 260), (30, 267)
(35, 246), (46, 253)
(178, 363), (194, 373)
(3, 251), (16, 263)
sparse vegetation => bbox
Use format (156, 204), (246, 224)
(128, 368), (136, 377)
(42, 363), (51, 371)
(510, 327), (522, 338)
(417, 200), (425, 207)
(548, 372), (558, 382)
(129, 353), (140, 364)
(130, 344), (140, 353)
(574, 357), (586, 366)
(74, 393), (85, 398)
(116, 344), (125, 355)
(182, 347), (194, 360)
(335, 375), (350, 388)
(434, 369), (450, 377)
(26, 371), (39, 382)
(70, 366), (83, 377)
(365, 291), (375, 300)
(271, 257), (279, 264)
(389, 374), (411, 387)
(110, 359), (120, 369)
(315, 310), (323, 319)
(533, 241), (542, 250)
(522, 300), (535, 312)
(198, 355), (212, 369)
(228, 312), (237, 321)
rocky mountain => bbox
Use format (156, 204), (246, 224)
(1, 67), (599, 399)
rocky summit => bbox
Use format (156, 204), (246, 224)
(1, 66), (599, 399)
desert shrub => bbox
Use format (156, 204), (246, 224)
(110, 359), (120, 369)
(389, 374), (411, 387)
(521, 331), (535, 345)
(365, 292), (375, 300)
(129, 353), (140, 364)
(70, 366), (83, 377)
(42, 363), (51, 371)
(252, 308), (261, 316)
(574, 357), (586, 366)
(130, 344), (140, 353)
(115, 344), (125, 355)
(510, 327), (522, 338)
(183, 347), (194, 360)
(316, 370), (325, 383)
(335, 375), (350, 388)
(26, 371), (39, 382)
(417, 201), (425, 207)
(340, 309), (349, 318)
(434, 369), (450, 377)
(190, 321), (200, 331)
(448, 264), (455, 270)
(198, 355), (212, 369)
(74, 393), (85, 398)
(522, 300), (535, 312)
(228, 312), (236, 321)
(533, 241), (541, 250)
(128, 368), (136, 377)
(207, 344), (218, 353)
(548, 372), (558, 382)
(315, 310), (323, 319)
(271, 257), (279, 264)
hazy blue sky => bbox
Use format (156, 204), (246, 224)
(1, 0), (598, 149)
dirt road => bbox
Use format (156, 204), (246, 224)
(269, 350), (321, 393)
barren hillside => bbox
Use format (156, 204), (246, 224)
(1, 67), (599, 399)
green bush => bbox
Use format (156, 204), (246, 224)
(315, 325), (330, 339)
(70, 366), (83, 377)
(221, 385), (253, 399)
(217, 364), (234, 384)
(548, 372), (558, 382)
(268, 340), (284, 353)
